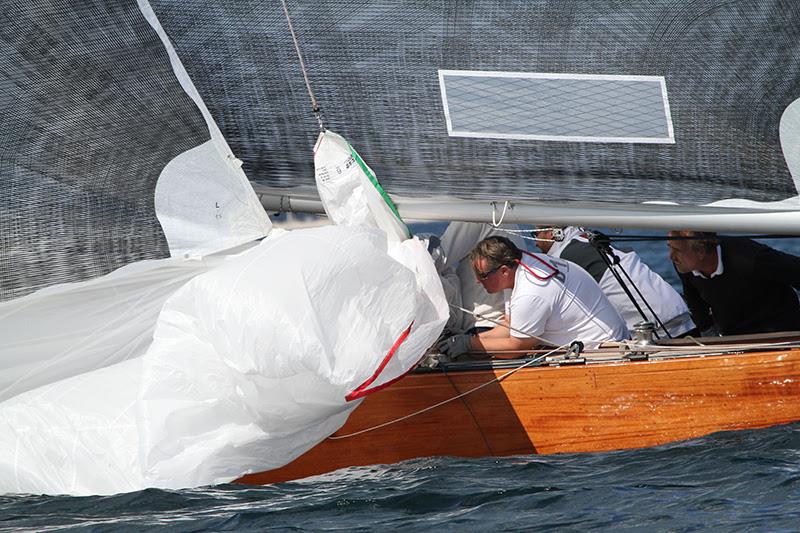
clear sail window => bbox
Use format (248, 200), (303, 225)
(438, 70), (675, 144)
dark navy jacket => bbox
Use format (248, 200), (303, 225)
(678, 239), (800, 335)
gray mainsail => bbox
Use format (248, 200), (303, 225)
(148, 0), (800, 208)
(0, 0), (268, 301)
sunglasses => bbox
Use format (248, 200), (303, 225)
(475, 264), (502, 281)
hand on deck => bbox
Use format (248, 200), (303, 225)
(437, 333), (473, 358)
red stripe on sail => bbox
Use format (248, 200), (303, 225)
(345, 321), (414, 402)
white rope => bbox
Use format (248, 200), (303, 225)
(504, 227), (561, 233)
(491, 201), (510, 227)
(493, 226), (559, 244)
(327, 341), (571, 440)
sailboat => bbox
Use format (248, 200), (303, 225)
(217, 1), (800, 484)
(1, 0), (799, 494)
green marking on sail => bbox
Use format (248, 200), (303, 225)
(349, 144), (411, 238)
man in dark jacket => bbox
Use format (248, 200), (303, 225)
(667, 231), (800, 335)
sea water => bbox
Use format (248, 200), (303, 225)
(2, 228), (800, 531)
(2, 424), (800, 531)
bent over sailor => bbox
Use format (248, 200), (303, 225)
(439, 236), (628, 359)
(537, 226), (695, 338)
(668, 231), (800, 335)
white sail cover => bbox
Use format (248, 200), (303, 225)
(0, 0), (447, 495)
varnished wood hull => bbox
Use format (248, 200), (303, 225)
(237, 347), (800, 485)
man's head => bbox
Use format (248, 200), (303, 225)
(667, 230), (718, 274)
(469, 236), (522, 293)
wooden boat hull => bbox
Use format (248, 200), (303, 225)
(237, 346), (800, 485)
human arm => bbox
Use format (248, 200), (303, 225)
(754, 244), (800, 289)
(437, 318), (542, 359)
(477, 315), (511, 337)
(471, 333), (541, 359)
(473, 302), (545, 357)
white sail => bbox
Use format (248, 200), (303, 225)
(0, 0), (446, 495)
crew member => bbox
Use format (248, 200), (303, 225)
(667, 231), (800, 335)
(438, 221), (526, 333)
(537, 226), (695, 337)
(438, 236), (628, 359)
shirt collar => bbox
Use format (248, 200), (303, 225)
(692, 244), (723, 279)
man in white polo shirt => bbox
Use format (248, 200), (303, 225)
(438, 235), (628, 359)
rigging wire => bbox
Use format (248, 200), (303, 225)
(606, 234), (800, 242)
(280, 0), (325, 130)
(587, 232), (672, 339)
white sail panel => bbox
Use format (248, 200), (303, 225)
(140, 0), (272, 257)
(0, 253), (233, 403)
(153, 141), (270, 257)
(439, 70), (674, 144)
(314, 130), (410, 242)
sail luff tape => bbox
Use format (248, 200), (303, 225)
(348, 144), (411, 238)
(345, 321), (414, 401)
